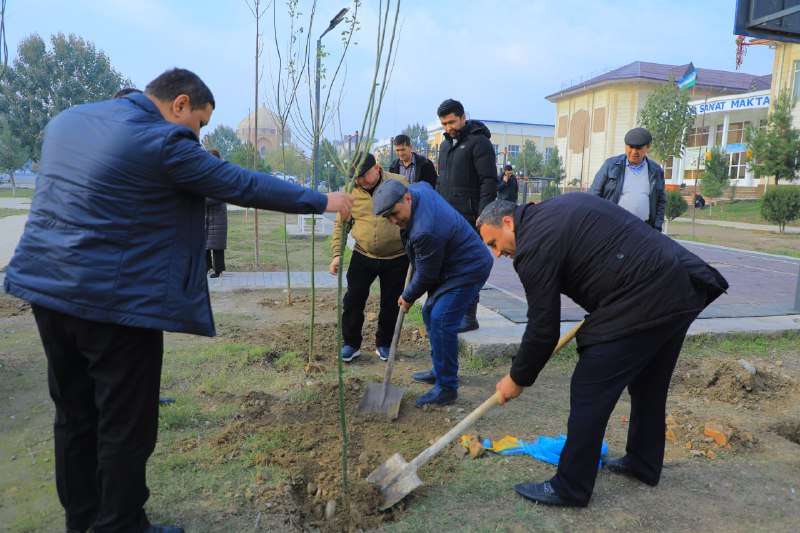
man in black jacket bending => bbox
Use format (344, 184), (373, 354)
(435, 98), (497, 332)
(477, 194), (728, 508)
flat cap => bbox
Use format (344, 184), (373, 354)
(352, 152), (377, 178)
(372, 178), (408, 216)
(624, 127), (652, 147)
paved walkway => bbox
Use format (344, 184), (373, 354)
(2, 197), (798, 353)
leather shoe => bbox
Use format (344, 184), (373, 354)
(415, 385), (457, 407)
(147, 525), (185, 533)
(603, 456), (658, 486)
(411, 369), (435, 384)
(514, 481), (586, 507)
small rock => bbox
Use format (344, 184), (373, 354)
(690, 450), (705, 457)
(9, 415), (16, 420)
(444, 418), (451, 424)
(325, 499), (337, 520)
(685, 441), (692, 450)
(704, 420), (734, 446)
(306, 482), (317, 495)
(358, 452), (370, 463)
(705, 450), (717, 460)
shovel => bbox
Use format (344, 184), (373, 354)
(358, 265), (414, 419)
(367, 320), (583, 510)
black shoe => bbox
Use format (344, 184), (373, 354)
(411, 369), (435, 384)
(415, 385), (457, 407)
(514, 481), (586, 507)
(603, 456), (658, 486)
(209, 272), (221, 278)
(147, 525), (185, 533)
(457, 315), (479, 333)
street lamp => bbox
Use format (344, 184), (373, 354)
(325, 161), (334, 191)
(312, 7), (349, 191)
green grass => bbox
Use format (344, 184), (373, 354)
(683, 198), (800, 227)
(0, 187), (35, 198)
(682, 330), (800, 359)
(224, 210), (331, 272)
(0, 208), (28, 218)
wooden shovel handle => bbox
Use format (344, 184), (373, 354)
(407, 319), (583, 471)
(382, 264), (414, 387)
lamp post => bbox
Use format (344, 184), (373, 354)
(390, 137), (395, 164)
(325, 161), (334, 191)
(312, 7), (349, 191)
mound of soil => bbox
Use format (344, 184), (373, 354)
(202, 378), (462, 532)
(671, 357), (797, 408)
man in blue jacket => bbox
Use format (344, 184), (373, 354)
(373, 179), (492, 407)
(4, 68), (353, 533)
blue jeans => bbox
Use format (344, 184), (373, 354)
(422, 282), (483, 390)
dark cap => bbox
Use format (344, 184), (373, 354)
(504, 164), (513, 171)
(624, 127), (652, 147)
(352, 153), (377, 178)
(372, 179), (408, 216)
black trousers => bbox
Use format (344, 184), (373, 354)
(342, 251), (409, 348)
(549, 312), (700, 504)
(205, 248), (225, 274)
(32, 305), (164, 533)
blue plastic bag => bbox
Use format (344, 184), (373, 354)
(481, 434), (608, 468)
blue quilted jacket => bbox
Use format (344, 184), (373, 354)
(4, 93), (327, 336)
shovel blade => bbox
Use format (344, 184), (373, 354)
(358, 382), (405, 419)
(366, 453), (423, 510)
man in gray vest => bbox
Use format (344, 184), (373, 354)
(589, 127), (665, 231)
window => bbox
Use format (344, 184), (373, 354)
(727, 122), (747, 144)
(687, 126), (709, 148)
(794, 60), (800, 100)
(545, 147), (554, 164)
(508, 145), (520, 158)
(492, 144), (500, 155)
(728, 151), (747, 180)
(663, 158), (673, 181)
(715, 122), (748, 146)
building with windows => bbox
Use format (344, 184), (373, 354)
(678, 90), (770, 187)
(545, 61), (770, 189)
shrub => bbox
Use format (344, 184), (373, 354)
(760, 186), (800, 233)
(665, 189), (688, 221)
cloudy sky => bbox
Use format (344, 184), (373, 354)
(3, 0), (776, 148)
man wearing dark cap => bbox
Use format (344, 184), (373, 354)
(330, 154), (409, 363)
(589, 127), (666, 231)
(497, 164), (519, 203)
(373, 179), (492, 406)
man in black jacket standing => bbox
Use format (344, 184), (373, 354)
(435, 98), (497, 332)
(477, 194), (728, 508)
(389, 134), (437, 187)
(497, 164), (518, 203)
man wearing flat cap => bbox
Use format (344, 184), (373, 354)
(330, 154), (409, 363)
(373, 179), (492, 407)
(589, 127), (666, 231)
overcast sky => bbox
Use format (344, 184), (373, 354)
(3, 0), (777, 148)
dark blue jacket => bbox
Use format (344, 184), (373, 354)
(4, 93), (327, 336)
(401, 183), (492, 305)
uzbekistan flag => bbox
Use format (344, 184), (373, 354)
(678, 68), (697, 91)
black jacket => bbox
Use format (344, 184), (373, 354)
(509, 193), (728, 387)
(497, 174), (518, 202)
(437, 120), (497, 223)
(389, 152), (438, 188)
(205, 198), (228, 250)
